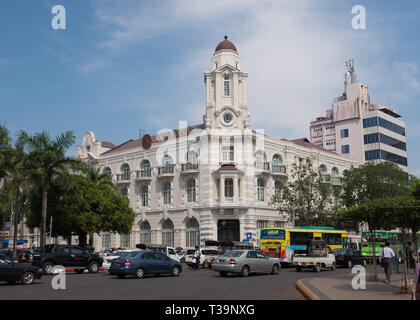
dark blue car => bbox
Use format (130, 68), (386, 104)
(110, 250), (182, 279)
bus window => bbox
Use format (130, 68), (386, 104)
(290, 232), (313, 245)
(322, 233), (342, 245)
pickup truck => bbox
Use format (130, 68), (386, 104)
(32, 244), (103, 274)
(292, 240), (336, 272)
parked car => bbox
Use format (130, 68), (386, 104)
(0, 249), (32, 263)
(136, 244), (181, 262)
(212, 250), (280, 277)
(0, 259), (42, 285)
(32, 244), (103, 274)
(103, 250), (141, 271)
(110, 250), (182, 279)
(184, 248), (220, 268)
(333, 248), (367, 268)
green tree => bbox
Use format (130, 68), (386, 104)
(339, 199), (395, 281)
(18, 130), (83, 248)
(341, 162), (410, 208)
(29, 174), (135, 249)
(0, 136), (31, 260)
(272, 157), (338, 227)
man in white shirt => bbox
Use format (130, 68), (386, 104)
(379, 241), (395, 283)
(192, 246), (201, 270)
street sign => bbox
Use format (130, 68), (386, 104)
(242, 239), (249, 242)
(246, 233), (252, 240)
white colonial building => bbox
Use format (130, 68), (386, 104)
(76, 36), (358, 251)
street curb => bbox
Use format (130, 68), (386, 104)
(296, 279), (320, 300)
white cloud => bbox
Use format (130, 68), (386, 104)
(88, 0), (416, 140)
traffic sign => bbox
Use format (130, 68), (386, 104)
(246, 233), (252, 240)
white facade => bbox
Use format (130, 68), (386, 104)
(310, 60), (408, 172)
(77, 37), (358, 251)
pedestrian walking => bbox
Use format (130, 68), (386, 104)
(379, 241), (395, 283)
(192, 246), (201, 270)
(412, 251), (420, 300)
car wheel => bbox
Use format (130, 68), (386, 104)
(219, 271), (228, 277)
(74, 269), (84, 274)
(117, 274), (125, 279)
(347, 260), (353, 268)
(314, 264), (321, 272)
(241, 266), (250, 277)
(135, 268), (145, 279)
(203, 262), (209, 269)
(42, 261), (55, 274)
(271, 264), (280, 274)
(171, 266), (180, 277)
(296, 267), (302, 272)
(88, 261), (99, 273)
(331, 262), (336, 271)
(21, 271), (35, 285)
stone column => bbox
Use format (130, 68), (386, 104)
(233, 176), (239, 203)
(220, 177), (225, 203)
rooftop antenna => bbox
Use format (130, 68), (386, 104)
(139, 129), (144, 139)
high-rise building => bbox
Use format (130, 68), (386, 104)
(310, 60), (408, 172)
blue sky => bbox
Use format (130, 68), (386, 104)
(1, 0), (419, 176)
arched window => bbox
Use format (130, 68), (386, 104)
(257, 179), (265, 202)
(140, 160), (151, 177)
(120, 187), (128, 198)
(187, 151), (198, 164)
(225, 178), (233, 198)
(141, 185), (149, 207)
(274, 181), (282, 203)
(224, 75), (230, 96)
(121, 163), (130, 180)
(162, 219), (174, 247)
(187, 179), (197, 203)
(331, 167), (339, 176)
(162, 155), (173, 165)
(102, 232), (111, 249)
(163, 182), (171, 205)
(103, 167), (112, 176)
(186, 218), (200, 247)
(319, 164), (327, 173)
(139, 221), (151, 244)
(272, 155), (283, 173)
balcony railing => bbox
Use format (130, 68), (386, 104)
(158, 164), (175, 176)
(136, 169), (152, 179)
(255, 162), (270, 172)
(181, 163), (199, 172)
(272, 165), (286, 175)
(117, 174), (131, 182)
(320, 174), (331, 183)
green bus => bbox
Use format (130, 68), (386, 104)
(361, 231), (402, 259)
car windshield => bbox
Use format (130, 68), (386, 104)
(222, 251), (244, 258)
(186, 250), (195, 255)
(333, 249), (346, 254)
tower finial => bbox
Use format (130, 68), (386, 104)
(224, 35), (228, 40)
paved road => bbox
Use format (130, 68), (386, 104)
(0, 265), (351, 300)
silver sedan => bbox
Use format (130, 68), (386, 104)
(212, 250), (281, 277)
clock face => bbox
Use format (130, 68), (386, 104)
(223, 112), (233, 124)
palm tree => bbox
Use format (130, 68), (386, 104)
(86, 167), (115, 188)
(0, 139), (31, 260)
(18, 130), (84, 248)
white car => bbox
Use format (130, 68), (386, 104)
(102, 250), (140, 271)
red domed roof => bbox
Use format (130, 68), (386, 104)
(215, 36), (237, 53)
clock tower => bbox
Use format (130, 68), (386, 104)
(203, 36), (250, 132)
